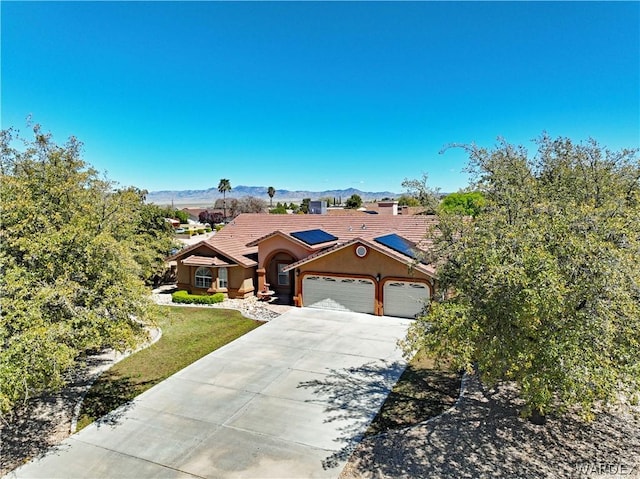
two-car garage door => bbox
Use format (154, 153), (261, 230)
(301, 276), (430, 318)
(302, 276), (375, 314)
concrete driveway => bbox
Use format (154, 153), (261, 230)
(8, 308), (411, 479)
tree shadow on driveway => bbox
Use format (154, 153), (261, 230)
(296, 360), (407, 471)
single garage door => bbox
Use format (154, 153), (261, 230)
(302, 275), (375, 314)
(383, 281), (430, 318)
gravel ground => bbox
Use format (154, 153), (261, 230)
(340, 373), (640, 479)
(150, 285), (289, 321)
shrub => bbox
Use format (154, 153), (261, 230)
(171, 290), (225, 304)
(197, 228), (205, 234)
(215, 224), (224, 232)
(269, 206), (288, 214)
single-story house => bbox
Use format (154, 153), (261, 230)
(168, 213), (438, 318)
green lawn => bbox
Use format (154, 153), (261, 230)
(76, 306), (262, 430)
(366, 350), (462, 436)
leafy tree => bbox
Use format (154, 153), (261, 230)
(439, 191), (486, 217)
(217, 178), (231, 221)
(128, 196), (177, 286)
(401, 173), (440, 213)
(156, 206), (188, 224)
(267, 186), (276, 207)
(269, 205), (288, 214)
(299, 198), (311, 214)
(345, 194), (363, 209)
(403, 135), (640, 422)
(172, 209), (189, 223)
(397, 194), (420, 207)
(0, 125), (175, 412)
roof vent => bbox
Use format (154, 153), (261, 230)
(361, 224), (366, 230)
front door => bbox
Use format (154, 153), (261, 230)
(267, 252), (295, 302)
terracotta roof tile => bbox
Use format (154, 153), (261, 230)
(246, 230), (338, 250)
(186, 212), (437, 267)
(326, 208), (369, 216)
(181, 255), (236, 267)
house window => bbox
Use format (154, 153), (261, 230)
(195, 267), (212, 288)
(277, 263), (289, 286)
(218, 267), (228, 288)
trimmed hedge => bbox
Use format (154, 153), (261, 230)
(171, 290), (225, 304)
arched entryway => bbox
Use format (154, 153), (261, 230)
(265, 251), (296, 303)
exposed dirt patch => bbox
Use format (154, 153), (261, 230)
(365, 351), (461, 437)
(341, 373), (640, 479)
(0, 353), (115, 475)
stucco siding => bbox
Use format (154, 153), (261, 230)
(258, 235), (310, 267)
(297, 244), (429, 281)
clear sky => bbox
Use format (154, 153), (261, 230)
(2, 1), (639, 194)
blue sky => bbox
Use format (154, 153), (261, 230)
(2, 2), (639, 195)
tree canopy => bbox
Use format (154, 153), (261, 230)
(401, 173), (440, 214)
(227, 196), (267, 217)
(439, 191), (485, 217)
(397, 194), (421, 207)
(0, 125), (175, 412)
(404, 135), (640, 421)
(345, 194), (363, 209)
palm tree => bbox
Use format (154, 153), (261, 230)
(218, 178), (231, 221)
(267, 186), (276, 207)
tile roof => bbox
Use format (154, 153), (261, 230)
(325, 208), (369, 216)
(175, 213), (438, 271)
(246, 230), (338, 250)
(181, 255), (237, 267)
(167, 238), (257, 268)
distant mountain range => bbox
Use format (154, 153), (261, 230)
(147, 185), (402, 206)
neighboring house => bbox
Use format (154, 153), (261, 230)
(181, 208), (209, 222)
(168, 213), (438, 318)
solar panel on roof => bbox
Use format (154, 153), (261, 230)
(374, 233), (424, 262)
(291, 229), (338, 246)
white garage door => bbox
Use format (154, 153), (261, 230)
(383, 281), (430, 318)
(302, 276), (375, 314)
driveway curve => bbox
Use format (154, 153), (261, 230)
(7, 309), (411, 479)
